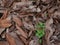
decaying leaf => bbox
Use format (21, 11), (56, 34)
(45, 18), (55, 45)
(18, 35), (28, 45)
(0, 0), (60, 45)
(6, 33), (16, 45)
(0, 41), (9, 45)
(29, 40), (40, 45)
(1, 9), (8, 19)
(12, 1), (33, 10)
(0, 28), (5, 34)
(0, 18), (12, 28)
(16, 24), (27, 38)
(23, 21), (34, 30)
(12, 15), (23, 26)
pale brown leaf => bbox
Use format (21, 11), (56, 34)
(6, 33), (16, 45)
(0, 19), (12, 28)
(16, 24), (27, 38)
(12, 15), (23, 26)
(19, 35), (28, 45)
(45, 18), (55, 45)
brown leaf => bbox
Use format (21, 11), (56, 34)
(12, 15), (23, 26)
(45, 18), (55, 45)
(6, 33), (16, 45)
(12, 1), (32, 10)
(0, 18), (12, 28)
(0, 28), (5, 34)
(0, 9), (11, 28)
(16, 24), (27, 38)
(1, 10), (8, 19)
(29, 40), (40, 45)
(4, 0), (14, 7)
(18, 35), (28, 45)
(23, 21), (34, 30)
(0, 41), (9, 45)
(15, 38), (24, 45)
(28, 30), (32, 37)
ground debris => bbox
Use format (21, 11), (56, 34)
(0, 0), (60, 45)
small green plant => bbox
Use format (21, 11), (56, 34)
(35, 22), (45, 43)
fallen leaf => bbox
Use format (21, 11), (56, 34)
(12, 15), (23, 26)
(0, 28), (5, 34)
(18, 35), (28, 45)
(29, 40), (40, 45)
(16, 24), (27, 38)
(45, 18), (55, 45)
(23, 21), (34, 30)
(0, 41), (9, 45)
(12, 1), (33, 10)
(1, 10), (8, 19)
(0, 18), (12, 28)
(6, 33), (16, 45)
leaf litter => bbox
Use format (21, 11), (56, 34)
(0, 0), (60, 45)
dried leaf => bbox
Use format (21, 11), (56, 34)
(19, 35), (28, 45)
(45, 18), (55, 45)
(0, 18), (12, 28)
(28, 31), (32, 37)
(6, 33), (16, 45)
(0, 28), (5, 34)
(15, 38), (24, 45)
(4, 0), (14, 7)
(16, 24), (27, 38)
(12, 1), (33, 10)
(12, 15), (23, 26)
(29, 40), (40, 45)
(0, 41), (9, 45)
(1, 10), (8, 19)
(23, 21), (34, 30)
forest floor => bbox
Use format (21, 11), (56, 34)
(0, 0), (60, 45)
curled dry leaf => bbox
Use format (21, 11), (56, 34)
(12, 15), (23, 26)
(6, 33), (16, 45)
(16, 24), (27, 38)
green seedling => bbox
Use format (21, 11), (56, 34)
(35, 22), (45, 43)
